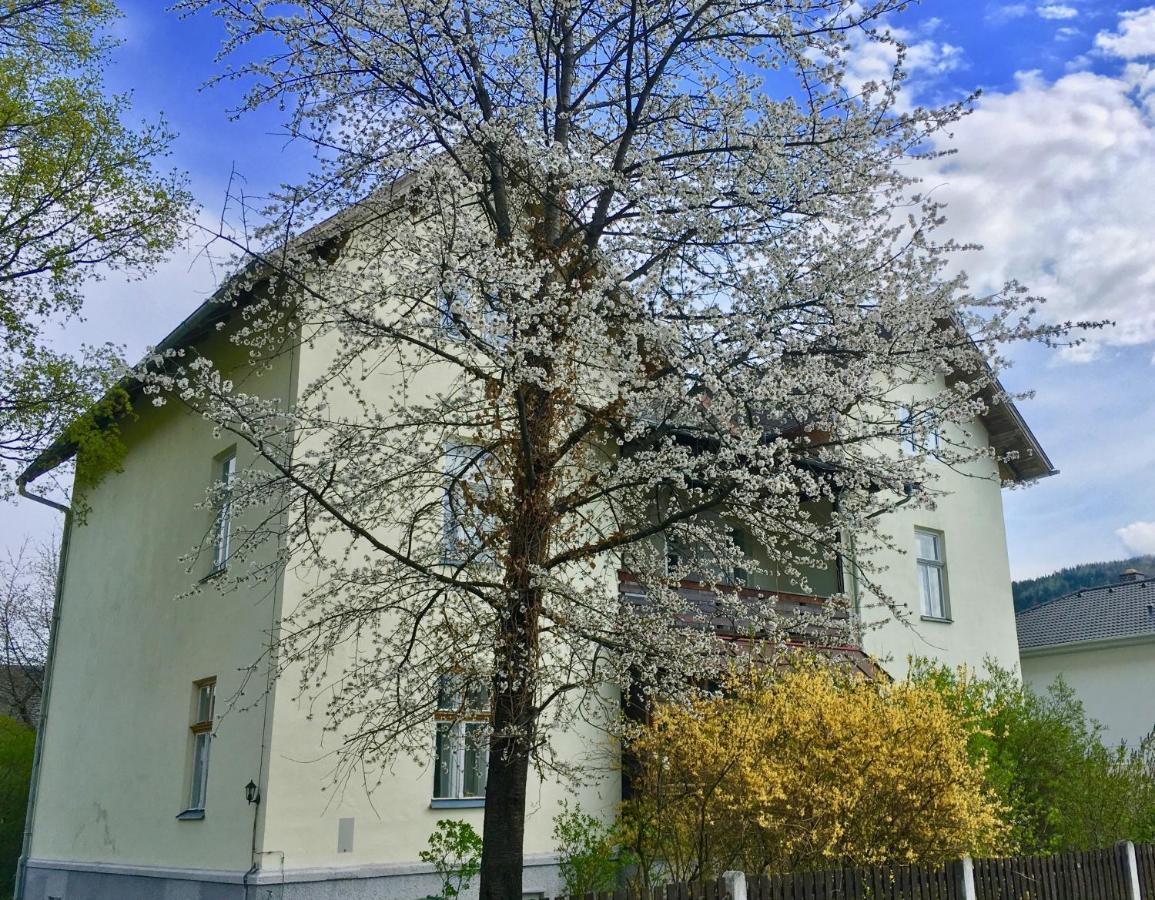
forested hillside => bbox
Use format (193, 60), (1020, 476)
(1012, 555), (1155, 612)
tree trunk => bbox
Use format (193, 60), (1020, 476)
(477, 353), (553, 900)
(478, 586), (541, 899)
(477, 700), (532, 899)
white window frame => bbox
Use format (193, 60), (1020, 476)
(439, 284), (506, 345)
(184, 677), (216, 815)
(442, 444), (496, 565)
(212, 452), (236, 573)
(439, 288), (466, 340)
(432, 675), (490, 802)
(899, 407), (941, 455)
(915, 528), (950, 621)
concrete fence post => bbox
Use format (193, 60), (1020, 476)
(961, 855), (977, 900)
(722, 870), (748, 900)
(1119, 840), (1141, 900)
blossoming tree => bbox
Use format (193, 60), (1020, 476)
(156, 0), (1076, 895)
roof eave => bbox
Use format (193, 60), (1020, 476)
(1019, 630), (1155, 656)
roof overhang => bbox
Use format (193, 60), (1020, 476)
(975, 378), (1057, 483)
(17, 190), (387, 488)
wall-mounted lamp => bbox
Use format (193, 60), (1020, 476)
(245, 780), (260, 805)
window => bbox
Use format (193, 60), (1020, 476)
(439, 288), (465, 340)
(899, 407), (941, 455)
(212, 452), (236, 573)
(443, 444), (496, 564)
(730, 528), (748, 585)
(663, 529), (747, 585)
(184, 678), (216, 815)
(665, 533), (684, 576)
(439, 285), (505, 344)
(915, 529), (949, 620)
(433, 674), (490, 803)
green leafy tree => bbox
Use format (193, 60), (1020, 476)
(0, 0), (191, 497)
(911, 658), (1155, 852)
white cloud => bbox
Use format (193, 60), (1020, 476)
(1095, 6), (1155, 59)
(1038, 4), (1078, 20)
(842, 26), (966, 113)
(988, 3), (1032, 23)
(919, 67), (1155, 358)
(1117, 521), (1155, 554)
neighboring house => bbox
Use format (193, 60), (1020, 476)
(1017, 569), (1155, 748)
(13, 212), (1053, 900)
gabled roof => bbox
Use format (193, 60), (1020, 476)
(1016, 575), (1155, 652)
(18, 189), (1057, 488)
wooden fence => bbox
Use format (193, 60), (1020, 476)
(971, 847), (1131, 900)
(553, 878), (733, 899)
(744, 861), (965, 900)
(555, 843), (1155, 900)
(1138, 844), (1155, 900)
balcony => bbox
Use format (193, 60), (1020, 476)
(618, 572), (876, 677)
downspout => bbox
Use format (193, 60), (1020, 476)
(13, 480), (72, 900)
(244, 327), (301, 898)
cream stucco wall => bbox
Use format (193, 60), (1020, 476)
(1020, 638), (1155, 749)
(29, 329), (296, 874)
(31, 234), (621, 886)
(853, 410), (1022, 679)
(258, 684), (620, 871)
(252, 296), (621, 875)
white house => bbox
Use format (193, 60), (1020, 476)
(1017, 569), (1155, 749)
(13, 209), (1054, 900)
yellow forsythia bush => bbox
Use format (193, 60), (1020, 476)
(622, 662), (1006, 882)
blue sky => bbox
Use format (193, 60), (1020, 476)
(6, 0), (1155, 580)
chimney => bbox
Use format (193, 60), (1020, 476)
(1120, 568), (1146, 583)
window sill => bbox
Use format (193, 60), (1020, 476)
(176, 809), (205, 821)
(920, 615), (953, 624)
(430, 798), (485, 809)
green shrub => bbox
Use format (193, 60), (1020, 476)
(0, 717), (35, 895)
(911, 658), (1155, 853)
(553, 801), (635, 896)
(419, 818), (482, 899)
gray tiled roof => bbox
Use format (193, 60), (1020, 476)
(1016, 576), (1155, 651)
